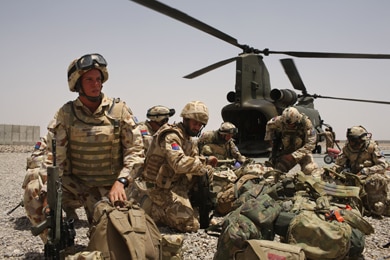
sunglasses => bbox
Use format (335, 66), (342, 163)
(68, 53), (107, 78)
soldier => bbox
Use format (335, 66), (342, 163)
(319, 127), (336, 152)
(138, 105), (175, 153)
(265, 106), (321, 176)
(140, 101), (216, 232)
(331, 125), (389, 216)
(198, 122), (246, 167)
(23, 53), (145, 242)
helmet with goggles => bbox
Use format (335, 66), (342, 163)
(218, 122), (238, 135)
(180, 101), (209, 125)
(67, 53), (109, 92)
(282, 107), (302, 125)
(147, 105), (175, 123)
(347, 126), (368, 140)
(346, 125), (368, 150)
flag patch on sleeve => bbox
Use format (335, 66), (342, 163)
(141, 129), (149, 136)
(171, 143), (180, 150)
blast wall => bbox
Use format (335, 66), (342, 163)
(0, 124), (40, 145)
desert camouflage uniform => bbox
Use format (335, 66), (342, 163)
(138, 121), (155, 153)
(23, 94), (144, 239)
(139, 122), (211, 232)
(332, 139), (389, 216)
(22, 137), (50, 242)
(198, 130), (246, 163)
(265, 114), (319, 175)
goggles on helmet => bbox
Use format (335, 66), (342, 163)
(219, 128), (238, 135)
(67, 53), (107, 78)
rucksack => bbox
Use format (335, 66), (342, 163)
(88, 199), (162, 260)
(234, 240), (306, 260)
(213, 194), (282, 260)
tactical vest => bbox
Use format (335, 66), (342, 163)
(278, 118), (307, 154)
(344, 140), (377, 173)
(199, 131), (231, 160)
(62, 98), (124, 186)
(142, 123), (184, 185)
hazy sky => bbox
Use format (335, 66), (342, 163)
(1, 0), (390, 141)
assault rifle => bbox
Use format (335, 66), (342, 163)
(191, 171), (215, 229)
(30, 138), (75, 259)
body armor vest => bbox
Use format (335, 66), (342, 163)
(279, 118), (307, 154)
(142, 124), (184, 185)
(63, 98), (124, 186)
(344, 140), (376, 173)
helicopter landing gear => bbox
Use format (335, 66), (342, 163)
(323, 155), (334, 164)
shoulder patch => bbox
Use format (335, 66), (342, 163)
(141, 129), (149, 136)
(171, 142), (180, 151)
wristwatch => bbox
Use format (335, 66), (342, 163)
(117, 177), (129, 188)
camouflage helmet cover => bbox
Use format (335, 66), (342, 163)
(180, 101), (209, 125)
(67, 53), (109, 92)
(347, 125), (368, 140)
(282, 107), (302, 124)
(218, 122), (238, 135)
(146, 105), (175, 122)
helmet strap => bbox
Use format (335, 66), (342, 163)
(79, 85), (103, 103)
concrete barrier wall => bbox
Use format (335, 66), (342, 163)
(0, 124), (40, 145)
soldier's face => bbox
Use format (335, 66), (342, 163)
(80, 69), (103, 97)
(185, 119), (204, 137)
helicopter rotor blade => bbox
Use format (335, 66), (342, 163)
(280, 59), (307, 94)
(304, 94), (390, 105)
(268, 50), (390, 59)
(130, 0), (245, 50)
(184, 57), (237, 79)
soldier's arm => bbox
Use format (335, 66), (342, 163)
(164, 133), (210, 175)
(118, 106), (145, 182)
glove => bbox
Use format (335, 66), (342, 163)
(234, 161), (242, 168)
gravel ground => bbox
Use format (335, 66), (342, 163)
(1, 146), (390, 259)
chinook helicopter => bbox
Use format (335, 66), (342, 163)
(130, 0), (390, 155)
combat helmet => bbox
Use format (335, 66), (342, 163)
(67, 53), (109, 92)
(180, 101), (209, 125)
(146, 105), (175, 122)
(218, 122), (238, 135)
(347, 125), (368, 149)
(282, 107), (302, 124)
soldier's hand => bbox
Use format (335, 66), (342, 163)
(109, 181), (127, 206)
(207, 156), (218, 167)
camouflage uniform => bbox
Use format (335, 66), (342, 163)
(265, 107), (320, 175)
(332, 128), (389, 216)
(198, 130), (246, 163)
(133, 101), (211, 232)
(23, 54), (145, 243)
(138, 120), (155, 153)
(138, 105), (175, 153)
(140, 122), (211, 232)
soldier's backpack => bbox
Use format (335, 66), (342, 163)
(213, 194), (282, 260)
(88, 199), (162, 260)
(234, 240), (306, 260)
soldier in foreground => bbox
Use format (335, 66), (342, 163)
(265, 106), (321, 177)
(23, 53), (145, 242)
(331, 125), (389, 216)
(140, 101), (217, 232)
(138, 105), (175, 153)
(198, 121), (246, 167)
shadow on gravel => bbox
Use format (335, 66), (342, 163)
(24, 251), (44, 259)
(13, 216), (31, 231)
(73, 219), (89, 229)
